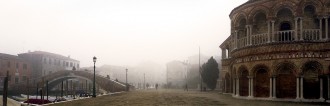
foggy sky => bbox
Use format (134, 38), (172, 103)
(0, 0), (247, 67)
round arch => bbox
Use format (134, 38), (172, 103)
(300, 1), (322, 15)
(224, 73), (231, 93)
(252, 64), (270, 97)
(238, 65), (249, 96)
(233, 12), (248, 27)
(251, 11), (268, 36)
(273, 2), (297, 17)
(274, 61), (297, 98)
(302, 61), (323, 99)
(248, 5), (270, 22)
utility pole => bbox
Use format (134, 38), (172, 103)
(27, 78), (29, 105)
(126, 68), (128, 91)
(46, 80), (49, 101)
(61, 81), (63, 97)
(166, 65), (168, 89)
(199, 46), (203, 92)
(144, 73), (145, 89)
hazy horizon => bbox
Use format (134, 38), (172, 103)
(0, 0), (247, 67)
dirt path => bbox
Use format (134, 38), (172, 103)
(50, 89), (328, 106)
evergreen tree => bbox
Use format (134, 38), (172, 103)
(201, 56), (219, 90)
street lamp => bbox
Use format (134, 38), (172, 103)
(92, 56), (97, 97)
(126, 68), (128, 91)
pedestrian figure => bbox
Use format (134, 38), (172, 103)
(184, 84), (188, 91)
(155, 83), (158, 90)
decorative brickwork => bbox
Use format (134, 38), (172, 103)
(220, 0), (330, 101)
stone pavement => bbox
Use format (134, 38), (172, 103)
(50, 89), (329, 106)
(0, 96), (21, 106)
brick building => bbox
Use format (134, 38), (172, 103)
(18, 51), (80, 80)
(220, 0), (330, 102)
(0, 53), (32, 90)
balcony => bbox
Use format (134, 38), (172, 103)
(230, 29), (325, 50)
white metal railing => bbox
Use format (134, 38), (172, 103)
(275, 30), (295, 42)
(302, 29), (320, 41)
(251, 33), (268, 45)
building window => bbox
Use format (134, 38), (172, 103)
(8, 75), (11, 81)
(66, 62), (68, 67)
(58, 60), (61, 66)
(16, 63), (19, 69)
(63, 61), (65, 67)
(23, 64), (27, 70)
(22, 76), (27, 81)
(70, 62), (73, 67)
(49, 71), (52, 74)
(49, 59), (52, 64)
(44, 58), (47, 64)
(7, 61), (10, 68)
(15, 76), (19, 84)
(77, 64), (80, 68)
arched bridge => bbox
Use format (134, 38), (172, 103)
(36, 70), (127, 93)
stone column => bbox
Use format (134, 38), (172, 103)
(236, 78), (239, 96)
(319, 17), (323, 40)
(268, 20), (271, 42)
(295, 18), (298, 41)
(224, 79), (226, 93)
(269, 77), (273, 98)
(251, 77), (254, 97)
(233, 78), (235, 95)
(273, 77), (276, 98)
(271, 21), (275, 42)
(248, 77), (251, 97)
(328, 75), (330, 100)
(300, 77), (304, 99)
(237, 78), (240, 96)
(235, 30), (238, 49)
(325, 17), (329, 40)
(300, 18), (304, 41)
(249, 25), (253, 45)
(296, 77), (300, 99)
(246, 25), (250, 46)
(320, 78), (324, 100)
(222, 48), (226, 59)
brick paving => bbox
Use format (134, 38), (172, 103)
(50, 89), (329, 106)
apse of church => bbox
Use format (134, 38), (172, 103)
(220, 0), (330, 102)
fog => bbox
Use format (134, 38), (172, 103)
(0, 0), (247, 68)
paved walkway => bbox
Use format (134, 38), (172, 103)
(0, 96), (21, 106)
(50, 89), (329, 106)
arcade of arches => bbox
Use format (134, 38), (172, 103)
(220, 0), (330, 102)
(221, 61), (330, 100)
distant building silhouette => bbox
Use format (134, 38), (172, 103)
(18, 51), (80, 80)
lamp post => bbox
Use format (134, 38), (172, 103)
(92, 56), (97, 97)
(126, 68), (128, 91)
